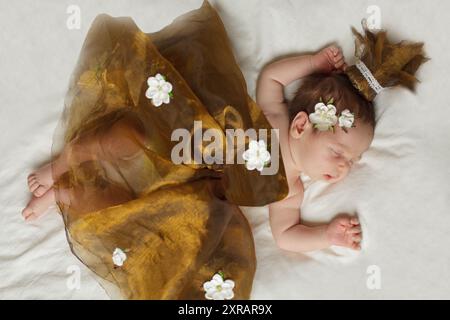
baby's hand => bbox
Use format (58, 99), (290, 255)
(311, 45), (347, 74)
(325, 215), (362, 250)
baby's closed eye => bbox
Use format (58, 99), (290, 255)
(329, 147), (361, 165)
(329, 147), (344, 159)
(331, 148), (340, 156)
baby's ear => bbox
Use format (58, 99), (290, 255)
(291, 111), (309, 137)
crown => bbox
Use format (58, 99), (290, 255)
(344, 19), (429, 101)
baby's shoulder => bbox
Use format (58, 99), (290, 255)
(284, 166), (304, 200)
(265, 111), (304, 199)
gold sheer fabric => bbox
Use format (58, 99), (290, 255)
(51, 0), (288, 299)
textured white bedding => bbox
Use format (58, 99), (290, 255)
(1, 0), (449, 299)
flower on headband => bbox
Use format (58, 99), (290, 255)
(309, 97), (355, 133)
(309, 97), (338, 132)
(338, 109), (355, 132)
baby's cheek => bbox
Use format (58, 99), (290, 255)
(313, 152), (326, 166)
(307, 158), (322, 174)
(320, 153), (332, 166)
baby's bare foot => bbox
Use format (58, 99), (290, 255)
(27, 162), (54, 197)
(22, 187), (55, 222)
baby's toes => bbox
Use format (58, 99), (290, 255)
(351, 242), (361, 250)
(29, 181), (40, 193)
(21, 206), (35, 221)
(24, 212), (40, 222)
(21, 203), (42, 222)
(34, 185), (47, 197)
(22, 189), (55, 222)
(28, 175), (36, 187)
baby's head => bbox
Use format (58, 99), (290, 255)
(286, 25), (428, 184)
(287, 73), (375, 183)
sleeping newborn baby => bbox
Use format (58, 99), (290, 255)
(256, 45), (373, 252)
(256, 21), (427, 253)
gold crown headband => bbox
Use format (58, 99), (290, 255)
(355, 59), (384, 94)
(344, 19), (429, 102)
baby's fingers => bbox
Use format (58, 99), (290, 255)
(352, 234), (362, 242)
(347, 226), (361, 234)
(341, 238), (361, 251)
(351, 242), (361, 250)
(334, 59), (345, 70)
(324, 45), (340, 61)
(349, 229), (362, 250)
(333, 51), (343, 61)
(328, 45), (340, 56)
(338, 215), (359, 227)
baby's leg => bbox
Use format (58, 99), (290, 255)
(27, 113), (146, 197)
(24, 113), (145, 221)
(27, 135), (99, 197)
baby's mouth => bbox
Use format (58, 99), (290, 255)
(323, 174), (335, 180)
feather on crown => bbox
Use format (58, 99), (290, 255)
(344, 19), (430, 102)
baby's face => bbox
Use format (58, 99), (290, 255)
(289, 112), (374, 183)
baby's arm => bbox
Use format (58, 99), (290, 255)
(256, 45), (346, 118)
(256, 55), (314, 118)
(269, 194), (362, 252)
(269, 193), (330, 252)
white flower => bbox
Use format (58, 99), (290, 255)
(242, 139), (271, 172)
(203, 273), (235, 300)
(112, 247), (127, 267)
(338, 109), (354, 129)
(145, 73), (173, 107)
(309, 102), (338, 132)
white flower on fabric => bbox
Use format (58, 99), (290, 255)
(112, 248), (127, 267)
(338, 109), (355, 129)
(145, 73), (173, 107)
(309, 102), (338, 132)
(242, 139), (271, 172)
(203, 272), (235, 300)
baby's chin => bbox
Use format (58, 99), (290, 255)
(303, 171), (326, 182)
(309, 172), (340, 183)
(323, 173), (345, 183)
(302, 170), (340, 183)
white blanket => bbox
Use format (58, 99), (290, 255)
(1, 0), (448, 299)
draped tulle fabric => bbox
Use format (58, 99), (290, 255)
(51, 0), (289, 299)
